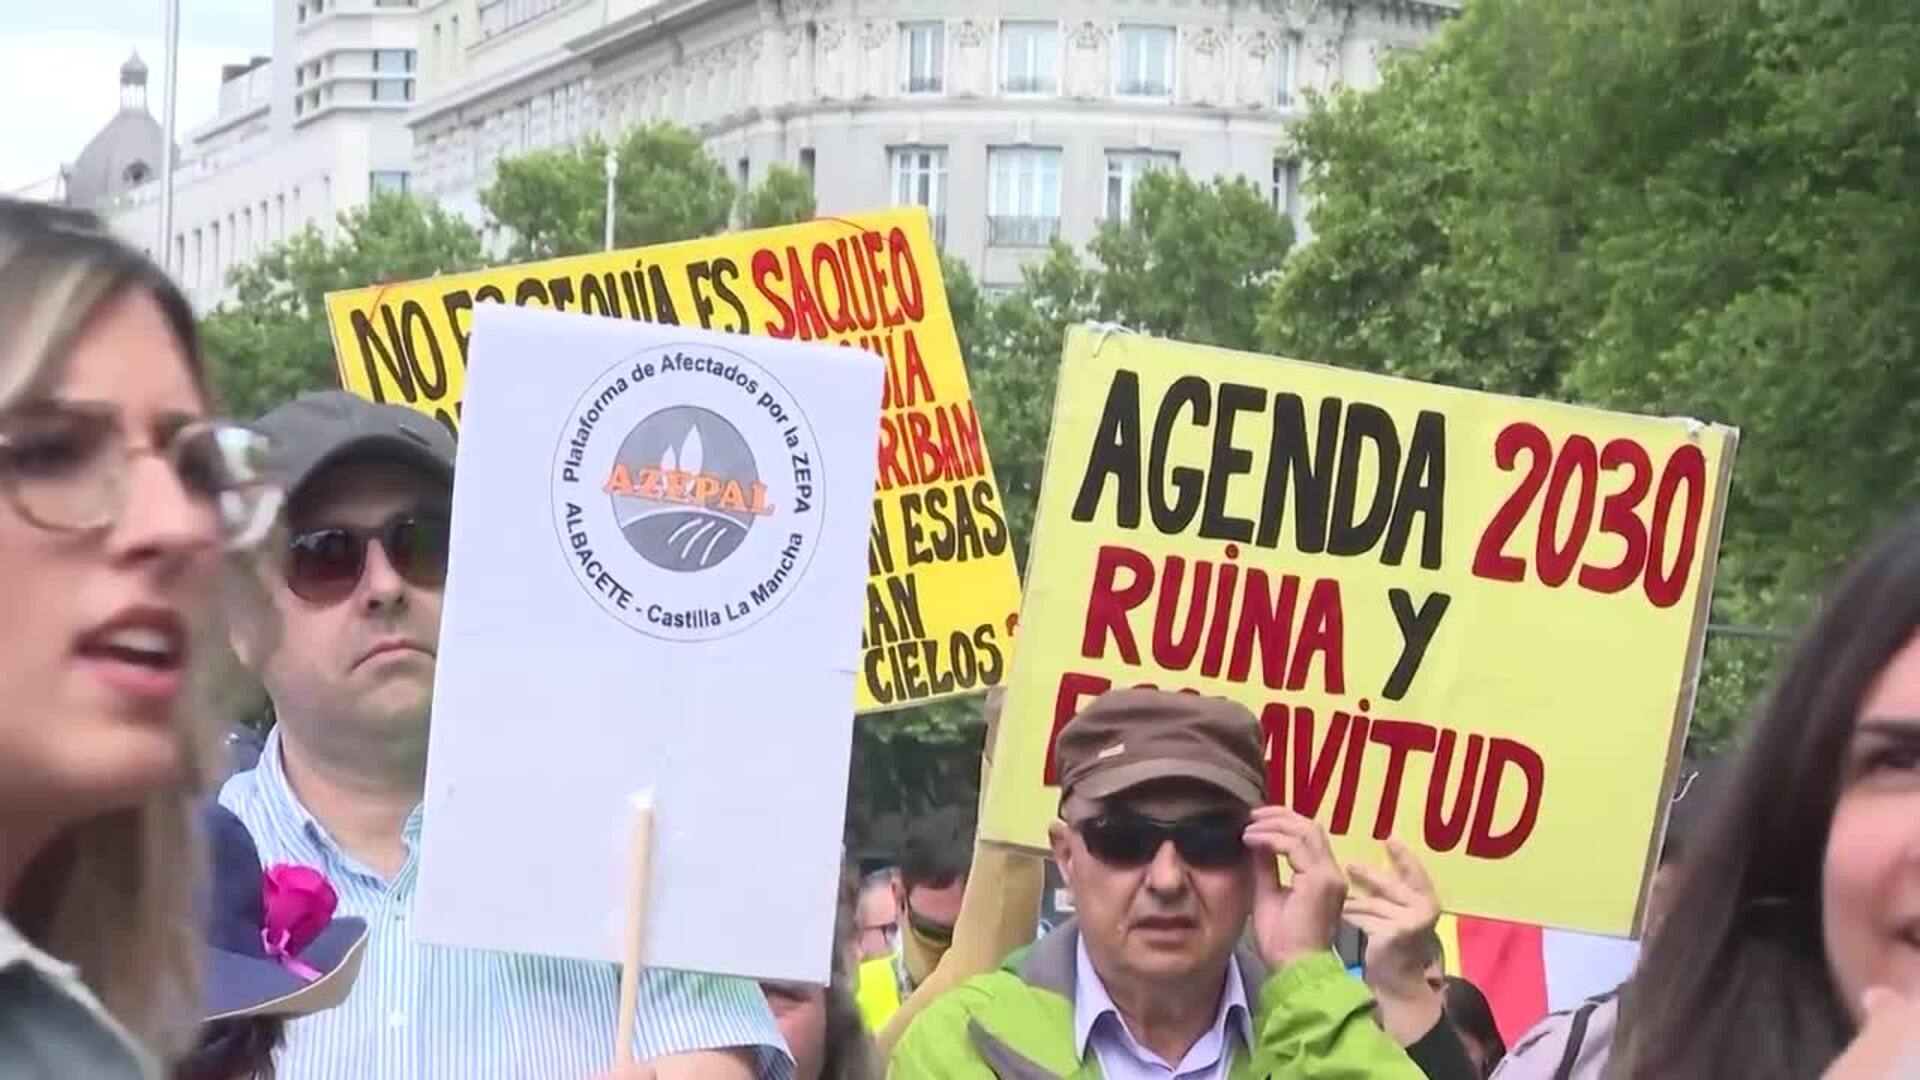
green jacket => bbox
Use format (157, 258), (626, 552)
(889, 922), (1425, 1079)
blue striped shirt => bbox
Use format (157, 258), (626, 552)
(220, 728), (791, 1080)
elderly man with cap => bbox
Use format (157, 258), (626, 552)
(219, 391), (788, 1079)
(889, 688), (1427, 1078)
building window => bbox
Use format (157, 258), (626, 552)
(1105, 150), (1177, 220)
(987, 147), (1062, 247)
(999, 21), (1059, 96)
(1272, 157), (1299, 216)
(800, 147), (816, 183)
(122, 161), (150, 185)
(297, 2), (307, 22)
(1115, 26), (1175, 100)
(372, 49), (416, 73)
(900, 22), (944, 94)
(889, 147), (948, 242)
(1276, 33), (1299, 107)
(371, 170), (411, 196)
(373, 79), (415, 102)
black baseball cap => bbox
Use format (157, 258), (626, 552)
(251, 391), (455, 505)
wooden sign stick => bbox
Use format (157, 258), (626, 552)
(614, 790), (656, 1067)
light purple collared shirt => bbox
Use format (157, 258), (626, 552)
(1073, 938), (1253, 1080)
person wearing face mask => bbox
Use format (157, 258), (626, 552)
(858, 808), (972, 1031)
(889, 688), (1434, 1077)
(0, 198), (279, 1077)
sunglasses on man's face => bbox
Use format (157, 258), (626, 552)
(1072, 809), (1251, 870)
(284, 509), (451, 605)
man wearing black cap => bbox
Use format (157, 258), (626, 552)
(219, 391), (788, 1080)
(889, 688), (1426, 1077)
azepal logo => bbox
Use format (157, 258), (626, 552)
(551, 343), (823, 642)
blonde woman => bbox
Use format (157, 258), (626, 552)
(0, 199), (277, 1077)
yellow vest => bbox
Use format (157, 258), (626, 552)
(855, 954), (902, 1032)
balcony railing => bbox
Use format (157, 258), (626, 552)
(988, 215), (1060, 248)
(477, 0), (566, 40)
(1000, 75), (1057, 95)
(904, 75), (944, 94)
(1116, 79), (1172, 98)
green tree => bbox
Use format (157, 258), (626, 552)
(200, 193), (485, 419)
(959, 169), (1294, 563)
(737, 164), (817, 229)
(1261, 0), (1920, 743)
(479, 123), (736, 259)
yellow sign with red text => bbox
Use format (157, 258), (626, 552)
(981, 328), (1735, 936)
(323, 209), (1020, 713)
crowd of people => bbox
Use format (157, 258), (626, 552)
(0, 196), (1915, 1079)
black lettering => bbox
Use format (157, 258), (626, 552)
(1327, 403), (1400, 556)
(1149, 376), (1210, 534)
(1201, 382), (1263, 543)
(1071, 370), (1143, 526)
(1261, 396), (1338, 553)
(1385, 410), (1447, 570)
(1384, 589), (1451, 700)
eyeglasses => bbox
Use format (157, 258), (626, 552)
(1072, 809), (1250, 870)
(284, 509), (450, 605)
(0, 402), (278, 549)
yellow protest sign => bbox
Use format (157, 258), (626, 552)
(980, 328), (1736, 935)
(323, 209), (1021, 713)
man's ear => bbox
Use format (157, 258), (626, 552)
(1048, 819), (1075, 884)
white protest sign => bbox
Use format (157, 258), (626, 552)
(413, 304), (883, 984)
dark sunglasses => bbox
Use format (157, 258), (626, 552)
(1073, 809), (1250, 870)
(285, 509), (450, 604)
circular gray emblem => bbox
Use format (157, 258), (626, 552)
(609, 407), (761, 572)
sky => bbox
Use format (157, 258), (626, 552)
(0, 0), (272, 192)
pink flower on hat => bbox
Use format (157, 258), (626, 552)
(261, 864), (337, 982)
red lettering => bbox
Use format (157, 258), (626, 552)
(1466, 737), (1545, 859)
(839, 237), (880, 331)
(1198, 556), (1241, 678)
(1228, 569), (1298, 691)
(1287, 706), (1348, 818)
(1368, 719), (1438, 839)
(859, 230), (901, 329)
(950, 399), (985, 483)
(1082, 545), (1153, 663)
(1259, 702), (1291, 804)
(782, 247), (830, 341)
(1287, 578), (1345, 693)
(906, 411), (946, 482)
(876, 415), (908, 489)
(810, 242), (856, 334)
(751, 249), (794, 336)
(888, 227), (925, 321)
(1044, 672), (1113, 784)
(1150, 556), (1210, 671)
(1329, 710), (1371, 835)
(1424, 731), (1483, 852)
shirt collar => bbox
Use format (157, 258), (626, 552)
(255, 724), (426, 870)
(1071, 935), (1253, 1065)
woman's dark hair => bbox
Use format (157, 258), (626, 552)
(1442, 976), (1503, 1076)
(1614, 508), (1920, 1077)
(173, 1017), (285, 1080)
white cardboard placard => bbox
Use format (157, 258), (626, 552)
(412, 304), (883, 985)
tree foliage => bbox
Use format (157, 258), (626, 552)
(1261, 0), (1920, 745)
(480, 123), (736, 259)
(200, 193), (484, 419)
(738, 164), (818, 230)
